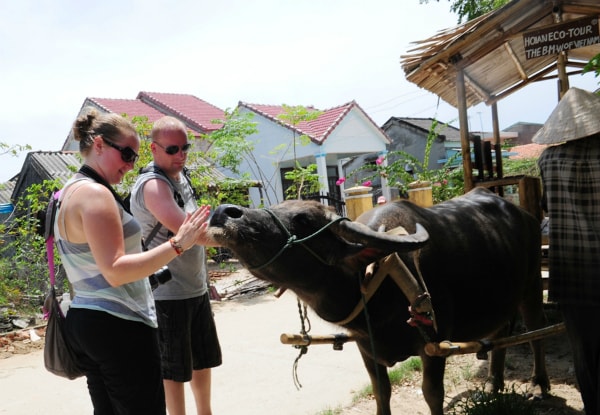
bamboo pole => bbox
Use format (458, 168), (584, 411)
(424, 323), (566, 357)
(280, 333), (355, 350)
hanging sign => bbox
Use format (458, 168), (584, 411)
(523, 16), (600, 59)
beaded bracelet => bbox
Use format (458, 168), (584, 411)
(169, 238), (184, 256)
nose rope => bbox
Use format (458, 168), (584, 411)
(247, 209), (350, 271)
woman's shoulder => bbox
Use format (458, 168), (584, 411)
(63, 176), (115, 207)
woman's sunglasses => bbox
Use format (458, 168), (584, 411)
(153, 141), (192, 155)
(100, 136), (139, 163)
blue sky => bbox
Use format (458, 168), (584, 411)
(1, 0), (598, 182)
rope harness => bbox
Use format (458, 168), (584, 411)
(245, 208), (352, 389)
(247, 209), (351, 272)
(251, 208), (436, 388)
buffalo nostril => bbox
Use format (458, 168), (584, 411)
(210, 204), (243, 226)
(223, 205), (243, 219)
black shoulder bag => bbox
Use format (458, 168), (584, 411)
(43, 189), (85, 380)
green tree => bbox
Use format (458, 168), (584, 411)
(420, 0), (510, 23)
(0, 142), (32, 191)
(116, 113), (253, 209)
(204, 108), (265, 206)
(583, 53), (600, 86)
(275, 105), (323, 200)
(0, 142), (32, 157)
(208, 104), (324, 203)
(283, 163), (321, 200)
(0, 179), (62, 305)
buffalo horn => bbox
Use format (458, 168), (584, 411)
(325, 211), (429, 251)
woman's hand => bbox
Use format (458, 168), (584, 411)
(174, 205), (211, 251)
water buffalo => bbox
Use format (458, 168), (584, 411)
(207, 187), (548, 415)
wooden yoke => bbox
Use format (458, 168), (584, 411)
(280, 249), (437, 349)
(370, 252), (437, 332)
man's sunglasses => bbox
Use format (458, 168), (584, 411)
(153, 141), (192, 155)
(100, 136), (139, 163)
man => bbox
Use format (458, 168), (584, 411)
(131, 116), (222, 415)
(534, 87), (600, 415)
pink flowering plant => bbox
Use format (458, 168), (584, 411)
(335, 174), (373, 188)
(360, 120), (464, 203)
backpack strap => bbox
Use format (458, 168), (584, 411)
(45, 190), (62, 287)
(137, 164), (197, 247)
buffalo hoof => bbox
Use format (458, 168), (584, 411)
(526, 382), (548, 401)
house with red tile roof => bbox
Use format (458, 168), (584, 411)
(61, 93), (390, 208)
(236, 100), (390, 207)
(62, 92), (225, 152)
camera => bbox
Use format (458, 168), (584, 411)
(148, 266), (172, 290)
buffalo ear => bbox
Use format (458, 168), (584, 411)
(337, 225), (417, 269)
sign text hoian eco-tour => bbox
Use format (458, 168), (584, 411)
(523, 16), (600, 60)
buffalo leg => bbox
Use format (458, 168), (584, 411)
(359, 350), (391, 415)
(487, 322), (510, 392)
(420, 353), (446, 415)
(520, 281), (550, 397)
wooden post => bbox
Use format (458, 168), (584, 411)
(518, 176), (543, 223)
(343, 186), (373, 220)
(457, 69), (473, 192)
(407, 181), (433, 207)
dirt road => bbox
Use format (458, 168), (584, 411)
(0, 268), (586, 415)
(0, 289), (370, 415)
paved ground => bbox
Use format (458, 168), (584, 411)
(0, 286), (371, 415)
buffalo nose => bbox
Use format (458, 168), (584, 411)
(210, 204), (243, 226)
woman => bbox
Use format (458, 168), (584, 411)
(55, 107), (208, 414)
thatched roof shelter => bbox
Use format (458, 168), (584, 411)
(401, 0), (600, 190)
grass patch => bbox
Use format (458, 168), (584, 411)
(349, 357), (423, 405)
(314, 407), (343, 415)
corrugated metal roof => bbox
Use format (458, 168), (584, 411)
(28, 151), (82, 185)
(11, 151), (230, 203)
(187, 157), (229, 185)
(0, 179), (16, 205)
(391, 117), (462, 142)
(29, 150), (229, 187)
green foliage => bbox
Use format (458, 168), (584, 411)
(284, 163), (321, 200)
(205, 108), (278, 206)
(278, 104), (322, 126)
(0, 142), (32, 157)
(118, 113), (255, 208)
(450, 0), (510, 23)
(361, 119), (464, 204)
(0, 179), (61, 305)
(502, 157), (540, 178)
(420, 0), (510, 23)
(206, 108), (259, 175)
(354, 357), (423, 399)
(388, 357), (422, 384)
(446, 384), (537, 415)
(118, 114), (155, 195)
(276, 105), (323, 200)
(583, 52), (600, 80)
